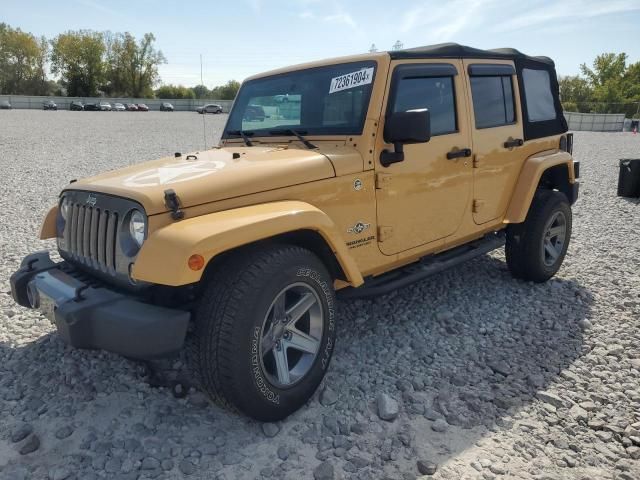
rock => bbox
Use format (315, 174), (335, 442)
(377, 393), (399, 421)
(417, 460), (438, 475)
(313, 461), (334, 480)
(49, 467), (72, 480)
(487, 359), (511, 376)
(277, 446), (289, 461)
(18, 434), (40, 455)
(10, 423), (33, 443)
(578, 319), (592, 330)
(179, 459), (197, 475)
(537, 391), (565, 409)
(431, 419), (448, 433)
(161, 459), (174, 471)
(262, 422), (280, 437)
(141, 457), (160, 470)
(568, 404), (588, 422)
(578, 401), (598, 411)
(319, 387), (338, 406)
(627, 446), (640, 460)
(104, 458), (122, 473)
(54, 425), (73, 440)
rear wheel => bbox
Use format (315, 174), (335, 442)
(190, 245), (336, 421)
(505, 189), (572, 282)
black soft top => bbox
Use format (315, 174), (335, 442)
(389, 42), (554, 66)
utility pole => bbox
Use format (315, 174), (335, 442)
(369, 43), (377, 53)
(392, 40), (403, 51)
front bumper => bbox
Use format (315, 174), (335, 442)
(10, 252), (190, 359)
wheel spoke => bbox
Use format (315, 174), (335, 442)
(272, 346), (290, 384)
(261, 334), (276, 355)
(548, 225), (564, 238)
(273, 293), (286, 322)
(284, 327), (319, 354)
(544, 241), (559, 260)
(285, 293), (316, 325)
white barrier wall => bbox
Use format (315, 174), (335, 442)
(0, 95), (233, 112)
(564, 112), (626, 132)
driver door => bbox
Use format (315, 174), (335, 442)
(375, 60), (473, 255)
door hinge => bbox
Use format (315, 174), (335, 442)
(472, 199), (485, 213)
(472, 154), (480, 168)
(375, 173), (392, 189)
(377, 225), (393, 242)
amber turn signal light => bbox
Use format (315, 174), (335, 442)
(188, 254), (205, 271)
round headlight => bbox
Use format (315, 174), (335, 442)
(59, 198), (69, 220)
(129, 210), (146, 247)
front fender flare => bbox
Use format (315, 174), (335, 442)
(132, 201), (364, 287)
(504, 151), (575, 224)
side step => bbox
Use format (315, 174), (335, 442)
(338, 232), (506, 299)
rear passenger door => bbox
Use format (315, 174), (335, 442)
(463, 60), (527, 225)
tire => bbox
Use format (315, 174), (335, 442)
(505, 189), (572, 282)
(190, 244), (337, 421)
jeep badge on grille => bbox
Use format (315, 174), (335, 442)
(86, 194), (97, 206)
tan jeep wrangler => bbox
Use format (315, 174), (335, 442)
(11, 43), (578, 421)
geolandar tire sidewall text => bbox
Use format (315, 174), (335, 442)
(232, 254), (336, 420)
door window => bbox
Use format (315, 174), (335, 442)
(392, 76), (457, 136)
(470, 76), (515, 128)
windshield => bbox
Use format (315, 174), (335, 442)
(223, 61), (376, 138)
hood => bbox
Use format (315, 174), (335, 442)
(65, 147), (337, 215)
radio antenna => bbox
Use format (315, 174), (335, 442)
(200, 53), (206, 149)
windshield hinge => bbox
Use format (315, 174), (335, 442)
(377, 225), (393, 242)
(164, 189), (184, 220)
(375, 173), (392, 189)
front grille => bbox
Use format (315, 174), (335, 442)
(58, 190), (144, 286)
(64, 203), (119, 272)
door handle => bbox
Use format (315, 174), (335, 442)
(504, 138), (524, 148)
(446, 148), (472, 160)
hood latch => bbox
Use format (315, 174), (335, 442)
(164, 189), (185, 220)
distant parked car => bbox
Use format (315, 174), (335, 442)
(99, 101), (112, 111)
(70, 101), (84, 111)
(125, 103), (138, 111)
(43, 100), (58, 111)
(136, 104), (149, 112)
(83, 103), (101, 111)
(196, 104), (223, 114)
(160, 102), (174, 112)
(113, 103), (125, 111)
(0, 100), (12, 110)
(243, 104), (266, 122)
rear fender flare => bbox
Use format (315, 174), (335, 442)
(505, 151), (575, 224)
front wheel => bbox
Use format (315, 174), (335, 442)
(190, 245), (337, 421)
(505, 189), (572, 282)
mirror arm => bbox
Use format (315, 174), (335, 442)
(380, 142), (405, 168)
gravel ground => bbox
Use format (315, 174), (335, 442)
(1, 110), (639, 480)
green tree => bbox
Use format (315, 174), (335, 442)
(0, 23), (49, 95)
(579, 53), (628, 113)
(50, 30), (106, 96)
(191, 84), (210, 99)
(559, 75), (593, 112)
(211, 80), (240, 100)
(155, 84), (195, 99)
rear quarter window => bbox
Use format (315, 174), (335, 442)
(522, 68), (556, 122)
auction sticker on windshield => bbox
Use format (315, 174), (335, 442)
(329, 67), (374, 94)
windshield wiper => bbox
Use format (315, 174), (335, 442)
(226, 129), (253, 147)
(268, 129), (316, 149)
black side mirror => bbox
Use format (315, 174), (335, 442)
(381, 109), (431, 167)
